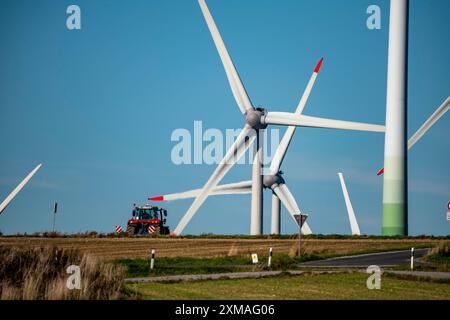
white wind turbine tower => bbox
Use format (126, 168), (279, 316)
(151, 0), (385, 235)
(0, 164), (42, 215)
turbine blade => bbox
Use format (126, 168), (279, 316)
(0, 164), (42, 215)
(338, 173), (361, 235)
(408, 96), (450, 150)
(198, 0), (253, 114)
(270, 58), (324, 174)
(212, 180), (253, 195)
(264, 112), (385, 133)
(272, 183), (312, 235)
(173, 126), (256, 235)
(149, 180), (252, 201)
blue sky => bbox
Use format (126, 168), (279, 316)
(0, 0), (448, 235)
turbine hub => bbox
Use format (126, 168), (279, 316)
(246, 108), (268, 130)
(263, 173), (285, 189)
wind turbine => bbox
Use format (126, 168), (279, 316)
(151, 0), (385, 235)
(0, 164), (42, 215)
(150, 58), (326, 235)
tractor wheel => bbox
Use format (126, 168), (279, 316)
(127, 225), (136, 236)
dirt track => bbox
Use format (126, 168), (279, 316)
(0, 237), (440, 260)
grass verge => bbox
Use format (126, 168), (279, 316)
(126, 272), (450, 300)
(425, 241), (450, 267)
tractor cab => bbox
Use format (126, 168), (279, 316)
(132, 205), (166, 221)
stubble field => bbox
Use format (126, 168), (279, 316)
(0, 237), (440, 260)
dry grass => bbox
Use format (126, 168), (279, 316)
(0, 246), (125, 300)
(422, 241), (450, 272)
(0, 237), (440, 260)
(429, 241), (450, 256)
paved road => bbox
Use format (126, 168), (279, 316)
(126, 271), (281, 283)
(125, 270), (343, 283)
(298, 248), (430, 268)
(386, 270), (450, 279)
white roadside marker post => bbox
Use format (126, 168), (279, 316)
(410, 247), (414, 270)
(150, 249), (155, 270)
(268, 247), (273, 268)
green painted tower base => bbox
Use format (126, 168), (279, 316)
(382, 203), (407, 236)
(382, 157), (408, 236)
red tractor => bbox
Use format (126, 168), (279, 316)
(126, 204), (170, 236)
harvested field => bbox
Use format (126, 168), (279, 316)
(0, 237), (440, 260)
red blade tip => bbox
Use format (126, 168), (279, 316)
(149, 196), (164, 201)
(314, 57), (324, 73)
(377, 168), (384, 176)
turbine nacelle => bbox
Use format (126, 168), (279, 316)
(246, 108), (268, 130)
(263, 172), (285, 189)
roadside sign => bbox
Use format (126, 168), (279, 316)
(294, 214), (308, 258)
(251, 253), (258, 264)
(447, 212), (450, 221)
(148, 225), (156, 234)
(294, 214), (308, 227)
(447, 201), (450, 211)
